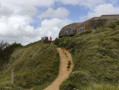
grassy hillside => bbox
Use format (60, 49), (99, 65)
(54, 20), (119, 90)
(0, 41), (59, 90)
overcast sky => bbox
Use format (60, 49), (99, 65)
(0, 0), (119, 45)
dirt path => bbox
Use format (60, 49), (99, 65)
(44, 48), (74, 90)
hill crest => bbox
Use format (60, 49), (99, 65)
(59, 14), (119, 37)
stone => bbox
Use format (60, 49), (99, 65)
(59, 23), (80, 38)
(41, 36), (49, 43)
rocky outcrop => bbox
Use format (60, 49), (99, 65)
(59, 14), (119, 37)
(88, 15), (119, 29)
(88, 18), (107, 29)
(59, 23), (80, 38)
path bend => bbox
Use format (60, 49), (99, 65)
(44, 48), (74, 90)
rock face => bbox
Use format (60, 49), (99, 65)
(59, 23), (80, 38)
(59, 14), (119, 37)
(88, 15), (119, 29)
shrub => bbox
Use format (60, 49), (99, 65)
(116, 20), (119, 25)
(108, 23), (116, 29)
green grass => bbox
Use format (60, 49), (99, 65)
(0, 41), (59, 90)
(54, 20), (119, 90)
(80, 84), (119, 90)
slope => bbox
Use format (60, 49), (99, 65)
(0, 41), (59, 90)
(54, 20), (119, 90)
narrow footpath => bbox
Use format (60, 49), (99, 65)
(44, 48), (74, 90)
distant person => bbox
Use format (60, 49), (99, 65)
(49, 36), (52, 43)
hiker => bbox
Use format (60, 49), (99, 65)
(49, 36), (52, 43)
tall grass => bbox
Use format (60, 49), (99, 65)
(54, 20), (119, 90)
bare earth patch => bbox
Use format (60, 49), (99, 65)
(44, 48), (74, 90)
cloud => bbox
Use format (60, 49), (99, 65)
(0, 0), (55, 8)
(87, 3), (119, 18)
(0, 16), (71, 45)
(79, 3), (119, 22)
(0, 15), (37, 45)
(36, 18), (71, 40)
(57, 0), (118, 9)
(57, 0), (103, 8)
(19, 6), (37, 16)
(0, 0), (55, 16)
(0, 0), (71, 45)
(108, 0), (118, 4)
(0, 0), (118, 45)
(39, 7), (69, 19)
(0, 3), (13, 17)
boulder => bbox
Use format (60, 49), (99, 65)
(41, 36), (49, 43)
(59, 23), (80, 38)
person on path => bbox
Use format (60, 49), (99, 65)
(49, 36), (52, 43)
